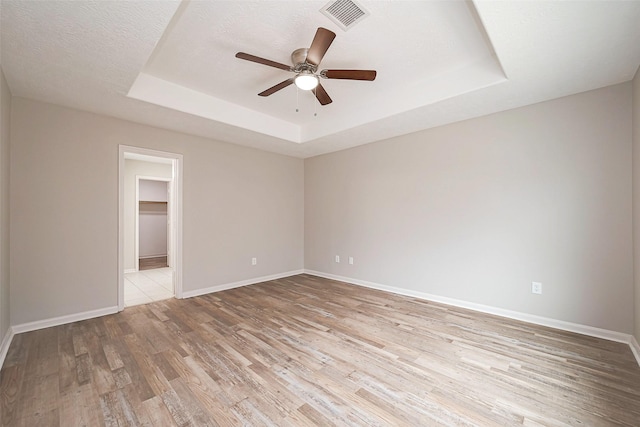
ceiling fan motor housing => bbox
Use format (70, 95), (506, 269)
(291, 48), (309, 66)
(291, 48), (317, 73)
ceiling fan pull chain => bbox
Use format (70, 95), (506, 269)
(314, 87), (318, 117)
(296, 86), (299, 113)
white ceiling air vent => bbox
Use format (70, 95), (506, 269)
(320, 0), (370, 31)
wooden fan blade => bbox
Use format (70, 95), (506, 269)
(323, 69), (377, 81)
(258, 78), (295, 97)
(306, 27), (336, 66)
(314, 83), (332, 105)
(235, 52), (292, 71)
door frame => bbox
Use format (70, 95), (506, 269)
(135, 176), (172, 273)
(118, 145), (183, 311)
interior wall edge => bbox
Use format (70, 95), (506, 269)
(10, 97), (303, 325)
(304, 82), (633, 336)
(0, 326), (14, 373)
(10, 305), (118, 335)
(633, 64), (640, 344)
(0, 67), (12, 372)
(304, 269), (640, 368)
(1, 305), (117, 370)
(1, 268), (303, 369)
(181, 269), (305, 299)
(3, 270), (639, 371)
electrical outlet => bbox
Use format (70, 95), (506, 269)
(349, 257), (354, 265)
(252, 257), (257, 266)
(335, 255), (340, 263)
(531, 281), (542, 294)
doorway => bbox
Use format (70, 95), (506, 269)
(125, 176), (172, 306)
(136, 177), (171, 272)
(118, 146), (183, 311)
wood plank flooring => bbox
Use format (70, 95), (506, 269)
(139, 257), (168, 271)
(2, 274), (640, 426)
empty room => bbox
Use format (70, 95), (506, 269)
(1, 0), (640, 425)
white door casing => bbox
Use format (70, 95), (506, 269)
(118, 145), (183, 311)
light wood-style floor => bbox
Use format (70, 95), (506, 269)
(2, 274), (639, 426)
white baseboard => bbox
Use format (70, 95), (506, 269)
(0, 327), (15, 371)
(11, 306), (119, 335)
(4, 271), (638, 369)
(124, 268), (137, 274)
(304, 270), (640, 367)
(182, 269), (305, 299)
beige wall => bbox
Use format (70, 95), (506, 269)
(634, 67), (640, 343)
(4, 81), (637, 336)
(0, 70), (11, 342)
(124, 160), (172, 270)
(10, 98), (304, 325)
(305, 83), (634, 334)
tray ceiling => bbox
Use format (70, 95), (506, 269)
(2, 1), (640, 158)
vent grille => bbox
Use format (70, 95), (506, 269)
(320, 0), (370, 31)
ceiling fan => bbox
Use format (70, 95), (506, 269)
(235, 27), (376, 106)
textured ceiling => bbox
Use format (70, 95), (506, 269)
(2, 1), (640, 158)
(129, 0), (503, 143)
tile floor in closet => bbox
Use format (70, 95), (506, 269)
(124, 267), (173, 307)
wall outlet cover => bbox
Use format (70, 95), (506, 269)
(532, 281), (542, 294)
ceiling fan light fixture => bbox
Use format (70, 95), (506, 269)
(294, 73), (319, 91)
(236, 27), (375, 106)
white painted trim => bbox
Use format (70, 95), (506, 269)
(182, 270), (305, 299)
(304, 270), (640, 366)
(0, 327), (15, 370)
(124, 268), (137, 274)
(11, 306), (118, 335)
(119, 147), (125, 309)
(4, 271), (638, 369)
(135, 175), (139, 272)
(119, 145), (184, 311)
